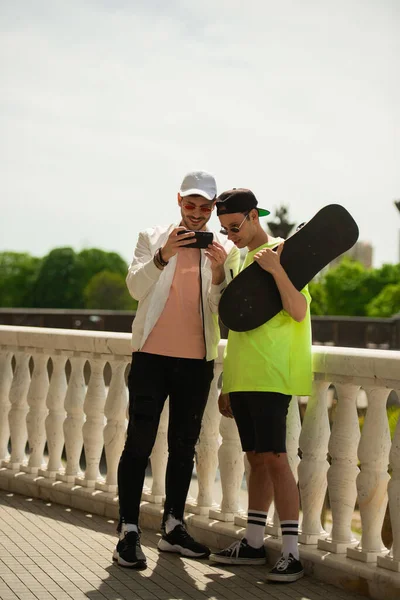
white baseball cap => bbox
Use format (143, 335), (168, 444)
(179, 170), (217, 201)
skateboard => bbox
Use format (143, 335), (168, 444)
(218, 204), (359, 332)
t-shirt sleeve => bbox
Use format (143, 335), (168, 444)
(301, 284), (312, 305)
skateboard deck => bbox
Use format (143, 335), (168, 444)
(219, 204), (359, 332)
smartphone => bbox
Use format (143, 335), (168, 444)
(178, 230), (214, 249)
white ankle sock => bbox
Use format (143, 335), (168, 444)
(120, 523), (138, 539)
(245, 509), (267, 549)
(281, 520), (299, 559)
(165, 516), (182, 534)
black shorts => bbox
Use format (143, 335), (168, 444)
(229, 391), (291, 454)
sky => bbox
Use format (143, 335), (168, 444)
(1, 0), (399, 267)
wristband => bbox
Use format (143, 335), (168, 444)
(157, 248), (169, 267)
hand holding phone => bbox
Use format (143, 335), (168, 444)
(161, 227), (197, 262)
(177, 230), (214, 249)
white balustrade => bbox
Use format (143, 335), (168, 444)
(97, 358), (128, 492)
(6, 352), (31, 469)
(347, 387), (391, 562)
(22, 352), (49, 474)
(298, 380), (330, 543)
(378, 393), (400, 572)
(0, 327), (400, 595)
(58, 356), (86, 482)
(0, 351), (13, 462)
(319, 383), (361, 553)
(144, 400), (169, 504)
(209, 413), (244, 521)
(39, 355), (67, 478)
(187, 359), (223, 515)
(78, 356), (107, 487)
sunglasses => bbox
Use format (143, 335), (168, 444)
(220, 211), (250, 236)
(183, 203), (213, 215)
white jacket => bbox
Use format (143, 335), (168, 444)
(126, 224), (240, 361)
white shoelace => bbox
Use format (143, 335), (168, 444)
(225, 539), (243, 557)
(274, 554), (294, 571)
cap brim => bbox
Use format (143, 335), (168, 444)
(258, 208), (270, 216)
(180, 188), (215, 201)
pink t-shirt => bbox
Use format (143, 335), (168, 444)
(141, 248), (206, 359)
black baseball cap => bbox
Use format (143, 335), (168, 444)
(216, 188), (270, 217)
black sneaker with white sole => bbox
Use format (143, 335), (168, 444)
(266, 553), (304, 582)
(209, 538), (266, 565)
(157, 523), (210, 558)
(113, 530), (147, 569)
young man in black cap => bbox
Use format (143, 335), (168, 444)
(114, 172), (240, 569)
(209, 189), (312, 583)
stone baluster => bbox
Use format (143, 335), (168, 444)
(298, 380), (330, 543)
(210, 414), (244, 522)
(57, 356), (86, 482)
(97, 358), (129, 493)
(265, 396), (301, 536)
(319, 383), (360, 553)
(22, 352), (49, 474)
(378, 394), (400, 572)
(142, 399), (169, 504)
(0, 351), (13, 462)
(6, 351), (31, 469)
(186, 361), (222, 515)
(39, 355), (67, 478)
(348, 387), (391, 562)
(234, 454), (251, 528)
(78, 356), (107, 487)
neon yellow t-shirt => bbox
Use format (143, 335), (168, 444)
(222, 240), (312, 396)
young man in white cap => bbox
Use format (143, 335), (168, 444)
(209, 189), (312, 583)
(114, 171), (240, 569)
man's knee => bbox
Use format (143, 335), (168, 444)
(169, 435), (197, 461)
(124, 395), (160, 458)
(247, 450), (289, 472)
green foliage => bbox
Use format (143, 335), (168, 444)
(32, 247), (84, 308)
(312, 259), (400, 317)
(0, 252), (42, 307)
(77, 248), (127, 283)
(308, 281), (327, 315)
(0, 247), (129, 309)
(84, 270), (137, 310)
(324, 259), (371, 316)
(366, 284), (400, 318)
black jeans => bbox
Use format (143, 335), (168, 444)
(117, 352), (214, 528)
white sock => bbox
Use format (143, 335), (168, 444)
(120, 523), (138, 539)
(281, 520), (299, 559)
(165, 516), (182, 534)
(245, 509), (267, 549)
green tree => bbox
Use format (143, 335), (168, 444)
(323, 259), (400, 316)
(308, 281), (327, 315)
(32, 247), (84, 308)
(78, 248), (127, 284)
(84, 270), (137, 310)
(0, 252), (42, 307)
(323, 259), (369, 315)
(366, 284), (400, 318)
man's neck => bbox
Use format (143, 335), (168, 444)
(247, 228), (269, 251)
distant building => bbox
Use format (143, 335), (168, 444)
(329, 241), (373, 269)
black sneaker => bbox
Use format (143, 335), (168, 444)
(266, 553), (304, 582)
(157, 523), (210, 558)
(113, 530), (147, 569)
(209, 538), (266, 565)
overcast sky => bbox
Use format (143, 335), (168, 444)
(1, 0), (399, 267)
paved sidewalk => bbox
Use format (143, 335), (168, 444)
(0, 490), (367, 600)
